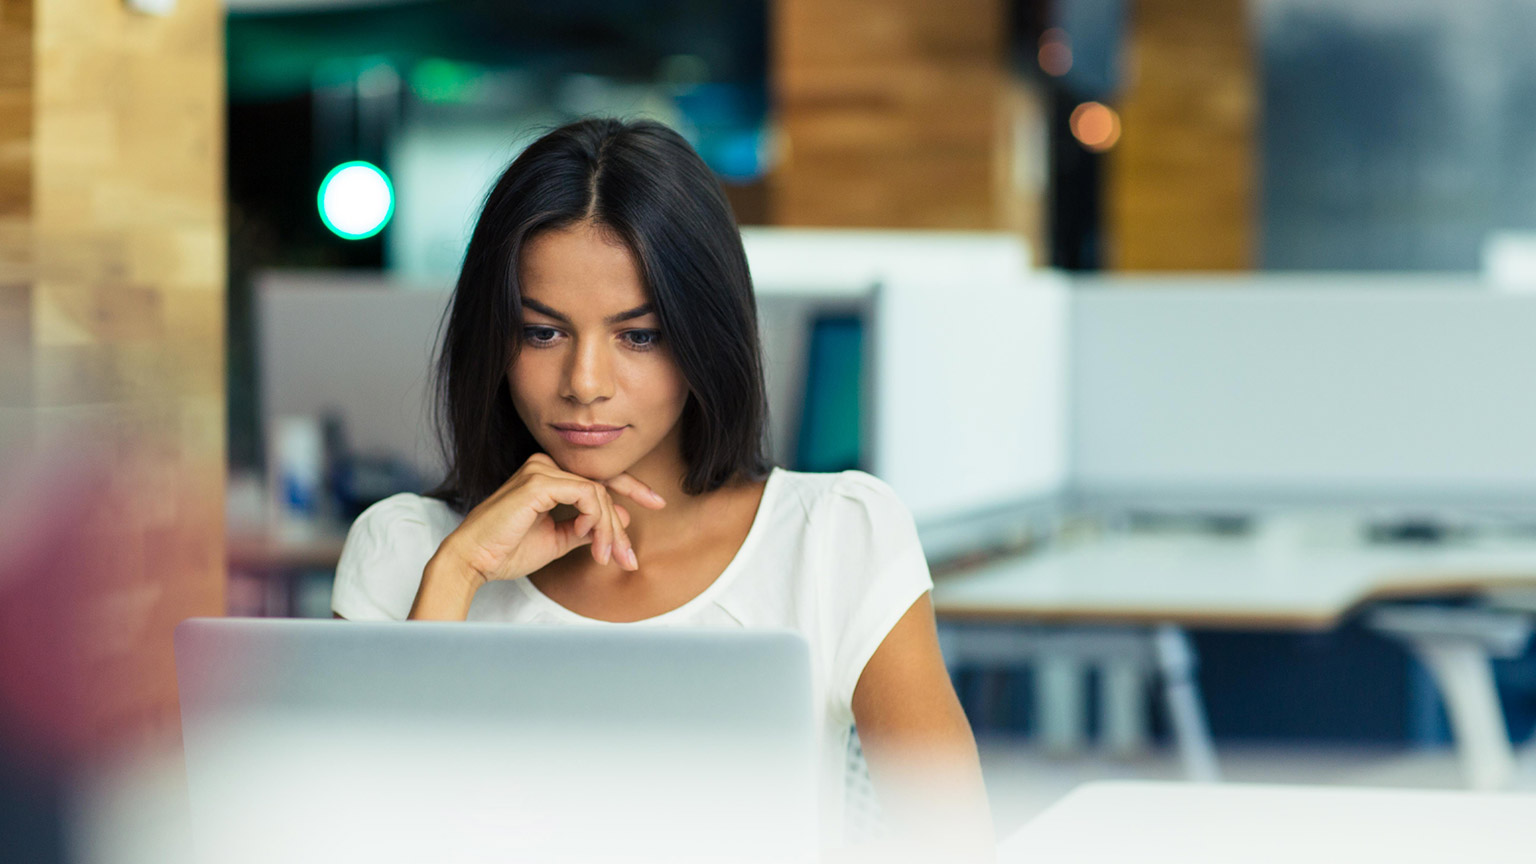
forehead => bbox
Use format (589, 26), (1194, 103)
(519, 222), (648, 313)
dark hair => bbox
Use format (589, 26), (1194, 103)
(426, 117), (771, 513)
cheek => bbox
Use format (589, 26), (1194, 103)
(663, 369), (690, 415)
(506, 354), (554, 414)
(630, 360), (689, 417)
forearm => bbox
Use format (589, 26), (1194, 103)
(861, 726), (996, 863)
(407, 549), (486, 620)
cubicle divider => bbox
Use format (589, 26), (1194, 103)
(1070, 274), (1536, 515)
(868, 271), (1070, 559)
(742, 229), (1069, 561)
(256, 271), (451, 490)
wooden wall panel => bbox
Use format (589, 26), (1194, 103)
(1, 0), (225, 754)
(772, 0), (1036, 232)
(0, 0), (34, 459)
(1106, 0), (1257, 270)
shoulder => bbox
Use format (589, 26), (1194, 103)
(333, 493), (462, 621)
(768, 471), (932, 715)
(769, 467), (907, 518)
(348, 492), (462, 537)
(767, 468), (915, 537)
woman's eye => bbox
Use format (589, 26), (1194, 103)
(523, 326), (561, 346)
(623, 329), (661, 350)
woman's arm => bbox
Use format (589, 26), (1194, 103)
(407, 548), (488, 620)
(850, 592), (995, 862)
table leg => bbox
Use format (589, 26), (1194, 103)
(936, 622), (1154, 758)
(1153, 624), (1221, 782)
(1403, 638), (1515, 791)
(1367, 605), (1530, 792)
(1036, 653), (1088, 755)
(1100, 656), (1149, 758)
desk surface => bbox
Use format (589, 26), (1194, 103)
(227, 528), (348, 570)
(932, 533), (1536, 629)
(998, 780), (1536, 864)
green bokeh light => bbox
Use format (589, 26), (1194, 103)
(317, 161), (395, 240)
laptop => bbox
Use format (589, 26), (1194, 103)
(175, 618), (818, 864)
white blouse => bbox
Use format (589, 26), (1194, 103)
(330, 466), (935, 847)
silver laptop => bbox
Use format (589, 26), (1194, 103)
(175, 618), (817, 864)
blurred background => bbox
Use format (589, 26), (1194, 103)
(7, 0), (1536, 860)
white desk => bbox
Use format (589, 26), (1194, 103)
(998, 780), (1536, 864)
(935, 533), (1536, 628)
(931, 533), (1536, 788)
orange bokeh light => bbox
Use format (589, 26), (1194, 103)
(1069, 101), (1121, 152)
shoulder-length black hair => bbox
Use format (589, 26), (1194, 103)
(426, 117), (771, 513)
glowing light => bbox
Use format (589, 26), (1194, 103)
(1069, 102), (1121, 152)
(317, 161), (394, 240)
(1038, 28), (1073, 77)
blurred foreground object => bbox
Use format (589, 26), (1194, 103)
(0, 0), (226, 739)
(0, 3), (226, 859)
(998, 781), (1536, 863)
(1483, 231), (1536, 292)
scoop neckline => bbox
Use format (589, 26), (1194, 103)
(512, 467), (782, 625)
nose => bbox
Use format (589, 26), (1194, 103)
(562, 335), (615, 404)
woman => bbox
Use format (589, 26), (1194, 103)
(331, 117), (993, 859)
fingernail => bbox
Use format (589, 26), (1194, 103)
(649, 491), (666, 505)
(601, 542), (612, 565)
(624, 547), (638, 569)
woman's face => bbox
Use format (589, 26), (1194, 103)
(508, 221), (690, 482)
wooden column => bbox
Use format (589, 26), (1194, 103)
(1106, 0), (1257, 270)
(772, 0), (1032, 232)
(0, 0), (224, 752)
(0, 0), (32, 424)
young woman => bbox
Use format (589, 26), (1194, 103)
(331, 117), (993, 859)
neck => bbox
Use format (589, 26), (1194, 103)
(617, 445), (712, 557)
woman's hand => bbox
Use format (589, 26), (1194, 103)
(408, 453), (665, 620)
(447, 452), (666, 581)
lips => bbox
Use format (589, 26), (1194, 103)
(552, 424), (626, 447)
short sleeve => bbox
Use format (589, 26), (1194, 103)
(820, 470), (935, 716)
(331, 493), (444, 621)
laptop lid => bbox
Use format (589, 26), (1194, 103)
(175, 618), (817, 864)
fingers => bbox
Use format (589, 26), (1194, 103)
(530, 477), (616, 565)
(517, 457), (644, 571)
(598, 484), (638, 570)
(552, 511), (596, 553)
(604, 473), (667, 510)
(539, 479), (634, 570)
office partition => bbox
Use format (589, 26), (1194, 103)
(743, 229), (1069, 556)
(870, 272), (1071, 529)
(1071, 275), (1536, 512)
(256, 271), (451, 486)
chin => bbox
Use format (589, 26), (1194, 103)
(545, 446), (636, 481)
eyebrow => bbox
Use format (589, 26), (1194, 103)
(522, 297), (655, 325)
